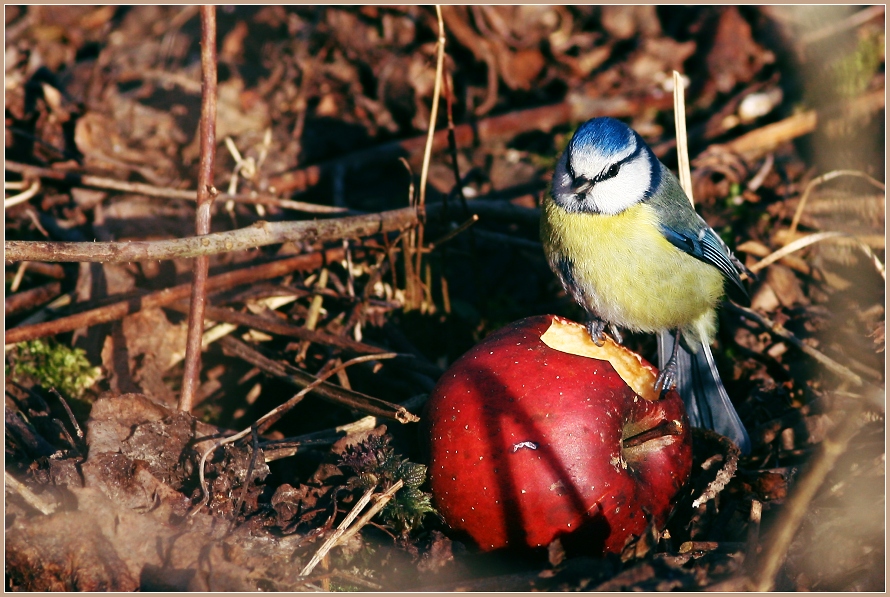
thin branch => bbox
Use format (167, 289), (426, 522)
(266, 89), (676, 195)
(728, 303), (869, 391)
(216, 335), (417, 424)
(5, 160), (347, 214)
(5, 206), (420, 263)
(5, 247), (346, 344)
(180, 4), (219, 412)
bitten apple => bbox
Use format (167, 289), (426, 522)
(424, 314), (692, 555)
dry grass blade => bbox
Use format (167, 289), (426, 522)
(750, 230), (885, 280)
(4, 179), (40, 209)
(298, 485), (377, 577)
(299, 479), (405, 578)
(789, 169), (886, 236)
(672, 70), (694, 205)
(5, 471), (58, 515)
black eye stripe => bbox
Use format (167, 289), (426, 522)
(567, 133), (647, 188)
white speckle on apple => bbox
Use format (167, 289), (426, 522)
(512, 441), (538, 452)
(521, 489), (527, 494)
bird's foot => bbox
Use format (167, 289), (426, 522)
(586, 319), (607, 346)
(654, 362), (678, 394)
(586, 318), (624, 346)
(654, 330), (682, 394)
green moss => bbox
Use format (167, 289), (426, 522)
(832, 31), (884, 99)
(340, 433), (438, 534)
(7, 339), (101, 399)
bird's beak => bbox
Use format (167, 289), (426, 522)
(571, 176), (593, 195)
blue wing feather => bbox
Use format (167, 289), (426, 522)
(659, 224), (749, 304)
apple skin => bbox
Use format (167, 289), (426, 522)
(424, 314), (692, 555)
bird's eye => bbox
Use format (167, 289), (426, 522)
(605, 164), (619, 179)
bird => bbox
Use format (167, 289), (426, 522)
(540, 116), (752, 454)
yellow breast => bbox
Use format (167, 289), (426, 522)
(541, 196), (724, 337)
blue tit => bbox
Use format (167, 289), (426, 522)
(541, 116), (751, 454)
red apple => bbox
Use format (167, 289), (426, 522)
(424, 314), (692, 555)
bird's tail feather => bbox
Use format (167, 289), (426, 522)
(657, 330), (751, 454)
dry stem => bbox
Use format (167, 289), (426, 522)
(5, 207), (420, 264)
(4, 160), (345, 214)
(180, 4), (219, 412)
(5, 248), (346, 344)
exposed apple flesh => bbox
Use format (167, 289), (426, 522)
(424, 314), (692, 555)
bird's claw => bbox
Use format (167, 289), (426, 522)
(655, 331), (681, 394)
(586, 319), (607, 347)
(654, 366), (677, 394)
(586, 319), (624, 346)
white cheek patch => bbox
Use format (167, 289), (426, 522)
(589, 155), (652, 215)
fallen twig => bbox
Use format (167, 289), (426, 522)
(727, 303), (871, 392)
(750, 230), (885, 280)
(5, 281), (62, 316)
(691, 429), (741, 509)
(180, 4), (219, 412)
(4, 160), (347, 214)
(217, 335), (418, 424)
(722, 89), (884, 161)
(4, 206), (420, 263)
(5, 248), (346, 344)
(266, 89), (675, 195)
